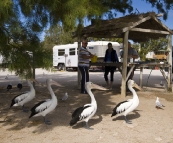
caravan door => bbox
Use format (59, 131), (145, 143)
(66, 48), (78, 68)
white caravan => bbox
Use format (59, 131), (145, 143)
(53, 41), (120, 70)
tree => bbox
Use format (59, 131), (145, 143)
(133, 37), (168, 61)
(43, 24), (77, 47)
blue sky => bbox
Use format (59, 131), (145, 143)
(41, 1), (173, 44)
(131, 0), (173, 44)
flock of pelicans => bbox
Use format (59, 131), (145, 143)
(5, 76), (165, 129)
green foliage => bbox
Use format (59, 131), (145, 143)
(0, 0), (173, 78)
(43, 24), (77, 46)
(133, 37), (168, 61)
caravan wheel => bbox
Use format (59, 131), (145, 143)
(57, 64), (65, 71)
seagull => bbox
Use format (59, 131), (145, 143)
(155, 97), (165, 109)
(10, 79), (39, 112)
(61, 92), (68, 100)
(160, 81), (164, 86)
(111, 80), (141, 124)
(5, 74), (9, 79)
(70, 82), (108, 129)
(29, 79), (63, 125)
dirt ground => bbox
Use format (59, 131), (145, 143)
(0, 69), (173, 143)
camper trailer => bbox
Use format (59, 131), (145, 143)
(53, 41), (120, 70)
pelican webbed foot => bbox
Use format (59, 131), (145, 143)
(125, 116), (132, 124)
(84, 122), (94, 130)
(22, 106), (29, 113)
(43, 117), (51, 125)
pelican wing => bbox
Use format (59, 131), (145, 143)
(29, 100), (52, 118)
(10, 92), (28, 107)
(14, 92), (29, 103)
(79, 105), (94, 121)
(70, 104), (94, 126)
(111, 100), (133, 117)
(35, 100), (52, 113)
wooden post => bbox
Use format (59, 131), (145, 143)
(167, 34), (172, 92)
(140, 67), (143, 88)
(77, 37), (81, 89)
(32, 51), (35, 88)
(121, 31), (129, 98)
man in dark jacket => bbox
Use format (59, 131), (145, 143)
(104, 42), (119, 89)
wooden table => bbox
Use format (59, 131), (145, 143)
(90, 62), (172, 90)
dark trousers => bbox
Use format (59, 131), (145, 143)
(104, 66), (116, 81)
(79, 66), (89, 93)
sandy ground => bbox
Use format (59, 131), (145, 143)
(0, 68), (173, 143)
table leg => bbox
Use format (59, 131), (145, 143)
(126, 65), (135, 82)
(140, 67), (143, 88)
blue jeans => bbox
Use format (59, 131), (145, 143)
(78, 66), (89, 93)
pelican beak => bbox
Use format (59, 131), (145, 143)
(52, 80), (64, 87)
(92, 83), (108, 90)
(30, 79), (43, 86)
(133, 83), (142, 91)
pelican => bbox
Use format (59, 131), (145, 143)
(29, 79), (63, 125)
(7, 83), (12, 91)
(70, 82), (108, 129)
(17, 82), (23, 90)
(5, 74), (12, 91)
(10, 79), (39, 112)
(155, 97), (165, 109)
(111, 80), (141, 124)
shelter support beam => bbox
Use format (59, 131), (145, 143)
(77, 37), (82, 89)
(167, 34), (172, 92)
(130, 28), (169, 34)
(140, 67), (143, 88)
(121, 31), (129, 98)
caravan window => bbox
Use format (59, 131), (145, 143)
(58, 49), (65, 56)
(69, 48), (76, 55)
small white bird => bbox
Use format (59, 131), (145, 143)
(61, 92), (68, 100)
(155, 97), (165, 109)
(29, 79), (63, 125)
(160, 81), (164, 86)
(5, 74), (9, 79)
(70, 82), (108, 129)
(111, 80), (141, 124)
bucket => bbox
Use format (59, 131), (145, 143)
(91, 55), (97, 63)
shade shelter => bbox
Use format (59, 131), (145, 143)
(74, 12), (173, 98)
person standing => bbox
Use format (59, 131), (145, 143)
(78, 39), (94, 94)
(104, 42), (119, 89)
(126, 41), (139, 80)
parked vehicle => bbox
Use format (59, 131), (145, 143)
(53, 41), (121, 71)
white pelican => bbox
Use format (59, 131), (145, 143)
(10, 79), (38, 112)
(70, 82), (108, 129)
(111, 80), (141, 124)
(155, 97), (165, 109)
(29, 79), (63, 125)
